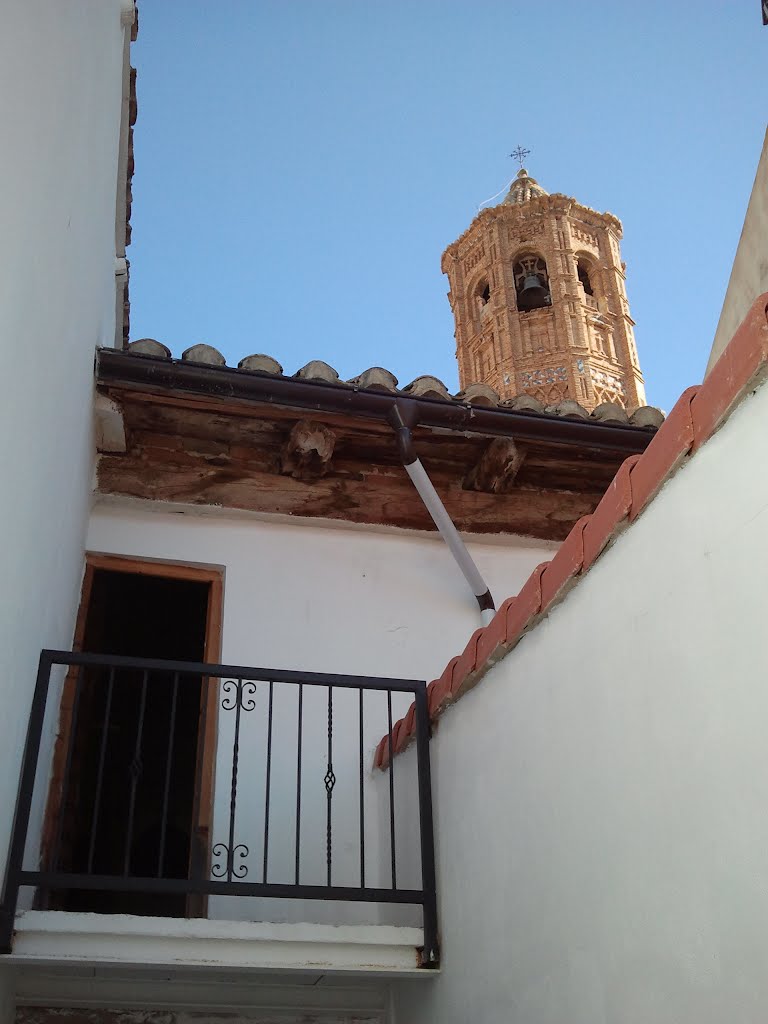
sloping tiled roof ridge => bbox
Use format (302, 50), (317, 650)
(374, 293), (768, 770)
(122, 339), (664, 427)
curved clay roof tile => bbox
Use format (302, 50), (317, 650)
(295, 360), (340, 384)
(126, 338), (171, 359)
(591, 402), (630, 424)
(456, 382), (501, 406)
(402, 376), (451, 400)
(238, 354), (283, 375)
(181, 344), (226, 366)
(500, 394), (546, 414)
(350, 367), (399, 392)
(629, 406), (666, 429)
(547, 400), (590, 420)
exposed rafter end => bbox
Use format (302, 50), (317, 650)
(280, 420), (336, 481)
(94, 394), (126, 454)
(463, 437), (527, 493)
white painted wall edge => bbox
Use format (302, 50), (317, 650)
(11, 911), (430, 976)
(91, 492), (559, 549)
(14, 969), (391, 1016)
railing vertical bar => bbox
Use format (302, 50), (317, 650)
(414, 681), (439, 967)
(51, 662), (86, 872)
(294, 682), (303, 886)
(325, 685), (334, 887)
(386, 689), (397, 890)
(123, 669), (149, 876)
(262, 680), (274, 884)
(87, 667), (115, 874)
(157, 671), (179, 877)
(0, 651), (55, 952)
(226, 680), (245, 882)
(189, 672), (210, 885)
(358, 687), (365, 889)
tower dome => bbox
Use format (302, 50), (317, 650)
(502, 167), (549, 205)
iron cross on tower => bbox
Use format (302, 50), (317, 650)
(510, 145), (530, 170)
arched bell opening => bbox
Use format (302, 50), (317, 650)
(472, 277), (492, 329)
(577, 260), (594, 295)
(576, 255), (599, 309)
(513, 254), (551, 312)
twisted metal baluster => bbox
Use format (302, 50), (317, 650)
(324, 685), (336, 886)
(262, 680), (274, 883)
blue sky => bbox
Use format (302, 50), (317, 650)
(129, 2), (766, 413)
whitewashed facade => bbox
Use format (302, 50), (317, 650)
(394, 368), (768, 1024)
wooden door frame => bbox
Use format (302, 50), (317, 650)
(41, 553), (224, 915)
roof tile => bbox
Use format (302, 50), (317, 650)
(350, 367), (399, 392)
(500, 394), (546, 414)
(547, 400), (590, 420)
(591, 401), (630, 424)
(629, 405), (666, 429)
(295, 360), (340, 384)
(582, 454), (641, 569)
(238, 354), (283, 375)
(475, 596), (517, 668)
(540, 515), (590, 609)
(455, 382), (501, 406)
(628, 385), (699, 522)
(182, 344), (226, 366)
(505, 561), (549, 648)
(402, 375), (451, 400)
(116, 342), (665, 427)
(428, 655), (462, 715)
(450, 627), (485, 702)
(126, 338), (171, 359)
(691, 294), (768, 452)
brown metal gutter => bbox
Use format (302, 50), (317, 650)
(97, 349), (655, 455)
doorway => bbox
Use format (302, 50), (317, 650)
(42, 555), (223, 917)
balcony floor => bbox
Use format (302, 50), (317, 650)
(9, 911), (430, 977)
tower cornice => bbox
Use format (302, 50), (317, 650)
(442, 194), (623, 268)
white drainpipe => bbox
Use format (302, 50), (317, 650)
(389, 402), (496, 626)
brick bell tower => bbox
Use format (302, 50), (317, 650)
(441, 163), (646, 411)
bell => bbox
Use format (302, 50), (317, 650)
(518, 274), (549, 311)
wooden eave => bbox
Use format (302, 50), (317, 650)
(95, 351), (658, 541)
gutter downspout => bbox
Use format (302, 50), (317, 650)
(388, 401), (496, 626)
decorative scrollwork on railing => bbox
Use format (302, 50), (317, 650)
(211, 841), (249, 880)
(221, 679), (258, 712)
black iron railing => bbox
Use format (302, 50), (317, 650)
(0, 650), (438, 965)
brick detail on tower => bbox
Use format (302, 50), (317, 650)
(441, 169), (646, 412)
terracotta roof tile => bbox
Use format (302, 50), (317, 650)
(475, 595), (516, 668)
(690, 296), (768, 452)
(429, 656), (462, 715)
(539, 515), (590, 609)
(375, 292), (768, 768)
(449, 627), (485, 702)
(628, 386), (698, 522)
(582, 454), (641, 569)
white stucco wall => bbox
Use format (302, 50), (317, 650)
(393, 379), (768, 1023)
(707, 126), (768, 374)
(83, 502), (553, 926)
(0, 2), (128, 885)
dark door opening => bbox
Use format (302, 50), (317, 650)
(46, 563), (216, 917)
